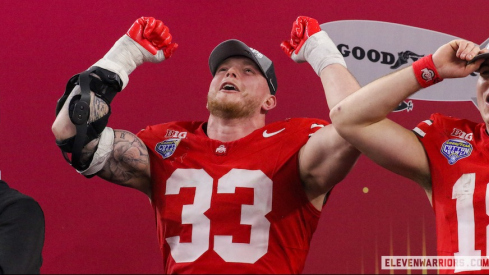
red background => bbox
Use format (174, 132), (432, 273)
(1, 0), (488, 273)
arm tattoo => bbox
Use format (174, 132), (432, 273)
(99, 130), (150, 187)
(89, 95), (109, 123)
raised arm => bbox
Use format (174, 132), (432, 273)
(52, 17), (177, 196)
(281, 16), (361, 208)
(330, 39), (485, 191)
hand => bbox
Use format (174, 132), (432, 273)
(126, 17), (178, 60)
(280, 16), (321, 60)
(280, 16), (346, 75)
(432, 40), (484, 79)
(92, 16), (178, 89)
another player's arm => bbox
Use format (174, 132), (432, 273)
(334, 67), (431, 188)
(330, 40), (484, 193)
(281, 16), (361, 209)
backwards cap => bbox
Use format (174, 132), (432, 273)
(208, 39), (277, 95)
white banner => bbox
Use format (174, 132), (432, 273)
(322, 20), (488, 106)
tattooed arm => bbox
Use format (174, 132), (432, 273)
(52, 83), (152, 196)
(96, 130), (151, 195)
(52, 17), (179, 197)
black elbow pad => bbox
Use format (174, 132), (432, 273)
(55, 67), (122, 170)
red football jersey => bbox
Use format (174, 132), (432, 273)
(414, 113), (489, 273)
(137, 118), (328, 274)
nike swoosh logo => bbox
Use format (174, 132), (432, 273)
(263, 128), (285, 138)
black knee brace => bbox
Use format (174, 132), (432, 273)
(55, 66), (123, 171)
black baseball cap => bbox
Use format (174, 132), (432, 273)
(468, 40), (489, 65)
(209, 39), (277, 95)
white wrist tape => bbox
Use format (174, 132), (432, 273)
(292, 31), (347, 75)
(77, 127), (114, 176)
(92, 35), (163, 89)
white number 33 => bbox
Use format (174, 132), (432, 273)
(165, 168), (273, 263)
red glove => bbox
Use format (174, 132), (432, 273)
(280, 16), (321, 57)
(280, 16), (346, 75)
(92, 17), (179, 89)
(127, 17), (178, 59)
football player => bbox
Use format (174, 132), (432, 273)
(52, 16), (361, 273)
(331, 39), (489, 273)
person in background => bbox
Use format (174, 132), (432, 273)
(0, 176), (45, 274)
(330, 39), (489, 274)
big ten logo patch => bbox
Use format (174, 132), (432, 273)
(165, 129), (188, 139)
(451, 128), (473, 141)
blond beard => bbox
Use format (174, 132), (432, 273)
(207, 95), (261, 119)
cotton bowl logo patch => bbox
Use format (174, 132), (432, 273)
(155, 139), (181, 159)
(441, 139), (473, 165)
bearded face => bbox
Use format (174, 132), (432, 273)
(207, 92), (262, 119)
(207, 57), (270, 119)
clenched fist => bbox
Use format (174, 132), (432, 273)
(92, 16), (179, 89)
(126, 17), (178, 59)
(280, 16), (321, 58)
(280, 16), (346, 75)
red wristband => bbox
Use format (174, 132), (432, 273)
(412, 54), (443, 88)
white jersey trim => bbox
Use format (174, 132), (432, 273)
(413, 127), (426, 137)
